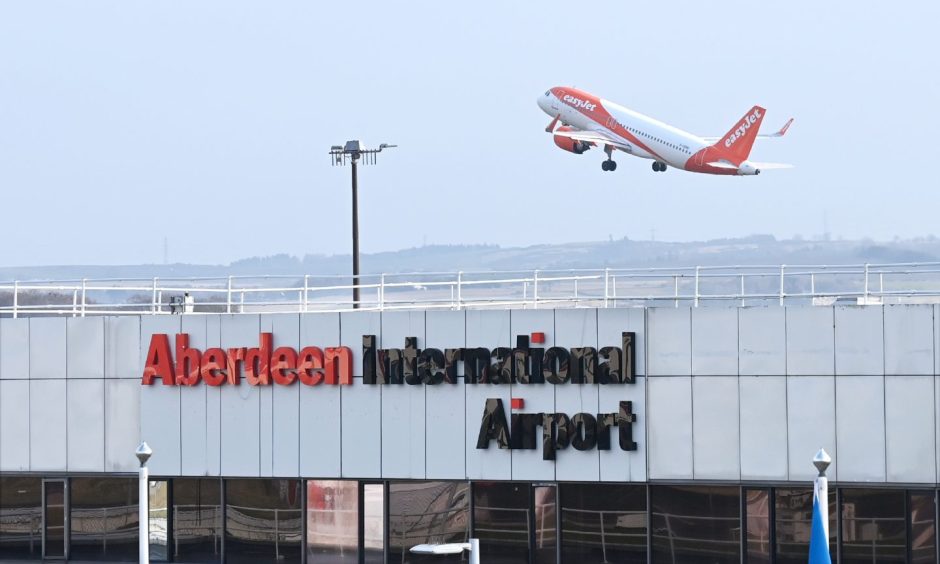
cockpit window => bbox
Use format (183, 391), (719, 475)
(545, 91), (550, 96)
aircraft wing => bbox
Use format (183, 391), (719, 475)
(551, 128), (633, 152)
(706, 161), (794, 170)
(702, 118), (794, 142)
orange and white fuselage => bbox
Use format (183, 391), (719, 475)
(538, 86), (792, 175)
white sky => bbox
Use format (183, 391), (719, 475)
(1, 1), (938, 265)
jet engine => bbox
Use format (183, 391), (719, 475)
(553, 126), (592, 154)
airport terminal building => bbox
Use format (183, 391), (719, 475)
(1, 298), (940, 563)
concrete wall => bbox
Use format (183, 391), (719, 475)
(1, 304), (937, 484)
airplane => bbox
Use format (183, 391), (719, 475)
(537, 86), (793, 175)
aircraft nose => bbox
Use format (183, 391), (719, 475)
(537, 91), (552, 113)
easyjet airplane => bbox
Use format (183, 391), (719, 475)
(538, 86), (793, 175)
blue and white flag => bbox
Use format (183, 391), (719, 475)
(808, 449), (831, 564)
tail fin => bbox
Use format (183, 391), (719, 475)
(715, 106), (766, 162)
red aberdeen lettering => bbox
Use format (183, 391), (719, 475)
(141, 333), (353, 387)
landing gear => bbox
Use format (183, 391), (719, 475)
(602, 144), (617, 172)
(652, 161), (667, 172)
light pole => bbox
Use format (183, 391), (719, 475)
(329, 141), (396, 309)
(136, 441), (153, 564)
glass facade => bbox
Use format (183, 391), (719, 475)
(2, 477), (940, 562)
(650, 485), (740, 563)
(473, 482), (531, 564)
(388, 481), (469, 564)
(225, 479), (302, 564)
(69, 477), (139, 561)
(306, 480), (357, 564)
(173, 478), (222, 563)
(559, 483), (647, 564)
(0, 477), (42, 560)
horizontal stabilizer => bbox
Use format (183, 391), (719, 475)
(706, 161), (739, 170)
(750, 161), (794, 169)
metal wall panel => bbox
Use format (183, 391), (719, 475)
(786, 307), (834, 376)
(105, 379), (140, 472)
(425, 383), (466, 479)
(66, 379), (104, 472)
(510, 309), (555, 347)
(340, 384), (381, 478)
(205, 316), (222, 476)
(381, 385), (426, 479)
(0, 318), (29, 380)
(739, 376), (788, 480)
(379, 313), (428, 480)
(220, 315), (260, 477)
(510, 383), (555, 482)
(692, 376), (740, 480)
(139, 315), (181, 373)
(140, 383), (181, 476)
(465, 309), (511, 350)
(835, 376), (886, 481)
(647, 308), (691, 376)
(883, 305), (933, 375)
(179, 316), (208, 476)
(299, 313), (342, 478)
(692, 309), (738, 376)
(29, 317), (66, 379)
(787, 376), (836, 480)
(739, 308), (786, 376)
(465, 383), (511, 480)
(647, 377), (693, 479)
(597, 307), (646, 375)
(425, 310), (466, 376)
(265, 314), (301, 478)
(0, 380), (29, 470)
(29, 379), (67, 471)
(106, 316), (140, 379)
(884, 376), (935, 483)
(834, 306), (884, 375)
(340, 311), (380, 376)
(299, 386), (341, 478)
(599, 377), (646, 483)
(66, 317), (104, 379)
(555, 384), (600, 482)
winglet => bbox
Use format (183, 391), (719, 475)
(770, 118), (794, 138)
(545, 114), (560, 133)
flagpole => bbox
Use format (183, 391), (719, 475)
(809, 448), (832, 564)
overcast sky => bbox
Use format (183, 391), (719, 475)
(1, 1), (938, 266)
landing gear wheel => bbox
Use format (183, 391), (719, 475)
(602, 160), (617, 172)
(652, 162), (660, 172)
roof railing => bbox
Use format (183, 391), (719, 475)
(3, 262), (940, 317)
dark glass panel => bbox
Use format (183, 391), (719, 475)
(559, 483), (646, 564)
(0, 477), (42, 560)
(650, 485), (739, 564)
(363, 483), (385, 564)
(225, 479), (302, 564)
(306, 480), (358, 564)
(775, 487), (836, 564)
(388, 481), (469, 564)
(841, 488), (906, 564)
(473, 482), (530, 564)
(69, 477), (138, 561)
(745, 489), (771, 564)
(910, 491), (936, 563)
(173, 478), (222, 563)
(44, 481), (66, 558)
(532, 485), (556, 564)
(149, 480), (169, 561)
